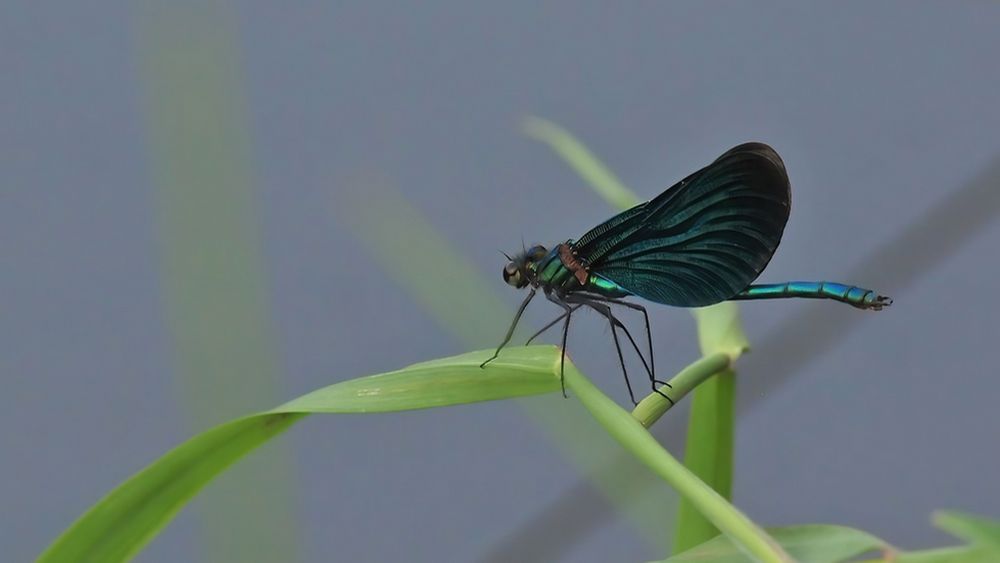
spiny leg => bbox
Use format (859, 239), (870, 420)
(545, 292), (574, 398)
(577, 301), (637, 405)
(564, 295), (651, 391)
(600, 308), (651, 379)
(481, 288), (536, 368)
(600, 297), (668, 393)
(580, 298), (671, 405)
(568, 293), (652, 374)
(525, 304), (583, 346)
(557, 303), (573, 398)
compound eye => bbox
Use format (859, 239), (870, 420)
(502, 264), (522, 287)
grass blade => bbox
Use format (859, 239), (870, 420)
(660, 524), (886, 563)
(138, 5), (298, 561)
(563, 362), (789, 563)
(39, 415), (304, 563)
(674, 303), (749, 552)
(673, 368), (736, 549)
(38, 347), (561, 562)
(933, 511), (1000, 548)
(521, 116), (641, 210)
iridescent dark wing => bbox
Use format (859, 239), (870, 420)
(572, 142), (790, 307)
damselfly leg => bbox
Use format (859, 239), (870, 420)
(481, 289), (536, 368)
(482, 289), (669, 404)
(566, 295), (671, 405)
(525, 304), (583, 346)
(575, 300), (638, 404)
(544, 292), (574, 398)
(598, 297), (671, 397)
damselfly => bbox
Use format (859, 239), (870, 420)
(482, 142), (891, 404)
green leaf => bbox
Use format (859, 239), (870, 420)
(141, 7), (300, 561)
(895, 510), (1000, 563)
(660, 524), (886, 563)
(896, 545), (998, 563)
(674, 303), (750, 553)
(565, 363), (791, 563)
(674, 368), (736, 552)
(39, 347), (562, 563)
(40, 414), (305, 563)
(933, 510), (1000, 548)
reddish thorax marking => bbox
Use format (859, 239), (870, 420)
(557, 244), (589, 285)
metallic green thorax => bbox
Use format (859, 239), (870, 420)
(529, 242), (631, 298)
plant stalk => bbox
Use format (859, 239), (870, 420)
(565, 363), (791, 563)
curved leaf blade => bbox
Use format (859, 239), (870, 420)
(933, 511), (1000, 548)
(39, 414), (305, 563)
(39, 347), (562, 562)
(521, 115), (641, 210)
(674, 302), (750, 553)
(564, 363), (790, 563)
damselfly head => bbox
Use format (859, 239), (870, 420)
(502, 244), (548, 289)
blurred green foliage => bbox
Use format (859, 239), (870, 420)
(138, 4), (298, 562)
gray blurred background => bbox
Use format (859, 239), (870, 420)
(3, 2), (999, 562)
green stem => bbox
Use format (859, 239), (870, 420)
(564, 363), (791, 563)
(631, 353), (731, 428)
(674, 369), (737, 552)
(673, 303), (747, 552)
